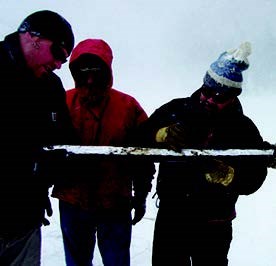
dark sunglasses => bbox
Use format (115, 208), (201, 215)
(201, 86), (236, 104)
(26, 29), (67, 64)
(50, 43), (67, 63)
(77, 66), (102, 81)
(79, 67), (101, 73)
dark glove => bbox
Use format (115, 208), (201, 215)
(41, 147), (69, 162)
(42, 196), (53, 226)
(131, 196), (146, 225)
(204, 159), (235, 187)
(38, 148), (70, 185)
(155, 123), (187, 151)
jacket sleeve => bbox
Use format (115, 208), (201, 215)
(130, 99), (181, 147)
(227, 117), (268, 195)
(35, 74), (80, 186)
(125, 99), (156, 197)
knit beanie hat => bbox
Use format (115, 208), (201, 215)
(18, 10), (74, 55)
(203, 42), (252, 93)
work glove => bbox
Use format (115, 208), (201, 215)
(38, 147), (72, 185)
(42, 196), (53, 226)
(155, 123), (187, 151)
(204, 159), (235, 187)
(131, 196), (146, 225)
(41, 147), (69, 163)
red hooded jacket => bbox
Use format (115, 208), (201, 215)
(52, 39), (151, 211)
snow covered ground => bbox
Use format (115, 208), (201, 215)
(42, 167), (276, 266)
(41, 182), (158, 266)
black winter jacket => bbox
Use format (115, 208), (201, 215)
(0, 32), (77, 238)
(137, 89), (268, 222)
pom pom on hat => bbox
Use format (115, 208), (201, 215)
(203, 42), (252, 93)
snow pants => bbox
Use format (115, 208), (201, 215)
(152, 202), (233, 266)
(0, 227), (41, 266)
(59, 200), (132, 266)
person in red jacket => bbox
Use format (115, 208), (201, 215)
(52, 39), (154, 266)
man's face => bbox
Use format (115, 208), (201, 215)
(28, 36), (68, 78)
(199, 85), (237, 114)
(78, 66), (104, 90)
(74, 55), (109, 93)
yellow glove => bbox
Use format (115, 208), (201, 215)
(155, 126), (168, 143)
(205, 159), (235, 187)
(155, 123), (187, 151)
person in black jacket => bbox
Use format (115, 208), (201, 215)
(136, 42), (268, 266)
(0, 10), (77, 265)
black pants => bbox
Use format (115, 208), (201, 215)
(152, 203), (232, 266)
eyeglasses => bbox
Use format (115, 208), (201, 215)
(79, 67), (101, 73)
(50, 43), (67, 63)
(75, 66), (102, 83)
(78, 67), (102, 80)
(201, 86), (236, 104)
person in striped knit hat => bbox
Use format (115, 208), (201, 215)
(133, 42), (268, 266)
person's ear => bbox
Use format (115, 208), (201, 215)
(32, 40), (40, 49)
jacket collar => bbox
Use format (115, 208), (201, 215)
(4, 32), (27, 70)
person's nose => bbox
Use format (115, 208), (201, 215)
(54, 60), (63, 70)
(86, 73), (94, 84)
(206, 96), (216, 104)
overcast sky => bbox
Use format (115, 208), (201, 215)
(2, 1), (276, 265)
(1, 1), (276, 116)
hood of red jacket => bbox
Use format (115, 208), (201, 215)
(69, 39), (113, 87)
